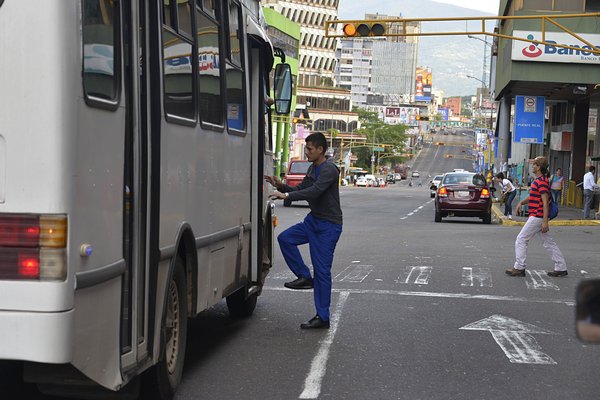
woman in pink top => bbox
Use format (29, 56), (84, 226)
(550, 168), (564, 206)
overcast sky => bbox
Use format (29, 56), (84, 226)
(433, 0), (500, 14)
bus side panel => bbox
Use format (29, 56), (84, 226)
(158, 123), (253, 310)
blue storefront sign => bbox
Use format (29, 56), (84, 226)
(514, 96), (545, 144)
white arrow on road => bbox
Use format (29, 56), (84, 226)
(460, 314), (557, 365)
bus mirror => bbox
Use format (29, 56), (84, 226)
(576, 279), (600, 343)
(274, 63), (292, 115)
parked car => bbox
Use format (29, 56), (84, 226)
(364, 174), (377, 187)
(283, 160), (311, 206)
(386, 174), (395, 184)
(429, 174), (443, 198)
(434, 172), (492, 224)
(411, 171), (420, 178)
(355, 176), (368, 187)
(377, 178), (387, 187)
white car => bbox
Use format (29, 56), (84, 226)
(430, 174), (443, 198)
(411, 171), (420, 178)
(355, 177), (368, 187)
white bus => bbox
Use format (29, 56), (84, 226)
(0, 0), (291, 398)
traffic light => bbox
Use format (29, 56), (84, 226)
(342, 22), (386, 37)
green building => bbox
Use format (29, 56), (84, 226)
(262, 7), (300, 176)
(494, 0), (600, 186)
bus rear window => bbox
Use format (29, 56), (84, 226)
(82, 0), (120, 106)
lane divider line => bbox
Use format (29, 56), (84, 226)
(299, 291), (350, 399)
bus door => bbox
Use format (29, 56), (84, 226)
(248, 29), (274, 287)
(120, 0), (151, 373)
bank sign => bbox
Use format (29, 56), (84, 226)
(512, 30), (600, 64)
(514, 96), (545, 144)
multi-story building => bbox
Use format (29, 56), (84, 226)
(263, 0), (338, 87)
(334, 14), (420, 108)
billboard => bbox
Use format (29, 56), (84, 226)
(415, 67), (432, 102)
(512, 30), (600, 64)
(438, 107), (449, 121)
(385, 106), (419, 125)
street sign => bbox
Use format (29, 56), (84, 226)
(373, 147), (385, 152)
(514, 96), (545, 144)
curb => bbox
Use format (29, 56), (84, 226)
(491, 204), (600, 227)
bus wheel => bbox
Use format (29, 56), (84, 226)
(143, 257), (187, 400)
(226, 286), (257, 318)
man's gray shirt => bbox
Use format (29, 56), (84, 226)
(281, 160), (343, 225)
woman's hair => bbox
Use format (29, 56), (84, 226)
(495, 172), (505, 180)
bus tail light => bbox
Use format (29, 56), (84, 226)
(0, 214), (67, 281)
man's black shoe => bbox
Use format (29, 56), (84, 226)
(284, 277), (314, 290)
(300, 315), (330, 330)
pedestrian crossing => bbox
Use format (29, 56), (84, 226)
(269, 264), (570, 291)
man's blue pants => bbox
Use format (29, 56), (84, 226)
(278, 213), (342, 321)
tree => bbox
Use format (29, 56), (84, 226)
(351, 109), (408, 170)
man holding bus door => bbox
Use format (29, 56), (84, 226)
(265, 132), (343, 329)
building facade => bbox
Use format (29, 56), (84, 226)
(493, 0), (600, 190)
(263, 0), (338, 87)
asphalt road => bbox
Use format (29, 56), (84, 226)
(171, 184), (600, 400)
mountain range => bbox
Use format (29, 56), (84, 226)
(337, 0), (498, 97)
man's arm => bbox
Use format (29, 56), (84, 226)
(288, 164), (338, 201)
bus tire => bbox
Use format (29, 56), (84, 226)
(283, 198), (292, 207)
(143, 257), (187, 400)
(226, 286), (257, 318)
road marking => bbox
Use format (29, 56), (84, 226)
(397, 266), (432, 285)
(462, 267), (493, 287)
(264, 286), (575, 306)
(270, 270), (295, 280)
(526, 270), (560, 290)
(400, 199), (434, 220)
(338, 265), (373, 283)
(460, 314), (557, 365)
(299, 291), (350, 399)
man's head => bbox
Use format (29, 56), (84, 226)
(495, 172), (505, 180)
(590, 165), (596, 173)
(305, 132), (328, 163)
(533, 156), (549, 175)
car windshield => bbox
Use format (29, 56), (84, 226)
(289, 162), (311, 174)
(434, 175), (443, 181)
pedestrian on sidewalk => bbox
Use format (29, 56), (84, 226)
(549, 168), (565, 206)
(495, 172), (516, 219)
(264, 132), (343, 330)
(506, 156), (567, 278)
(583, 165), (599, 219)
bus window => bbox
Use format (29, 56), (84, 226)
(196, 6), (224, 126)
(82, 0), (120, 106)
(163, 0), (196, 122)
(225, 1), (245, 133)
(199, 0), (217, 20)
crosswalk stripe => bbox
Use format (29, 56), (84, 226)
(462, 267), (493, 287)
(337, 264), (373, 282)
(526, 270), (560, 290)
(397, 266), (432, 285)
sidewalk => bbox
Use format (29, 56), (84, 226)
(492, 203), (600, 226)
